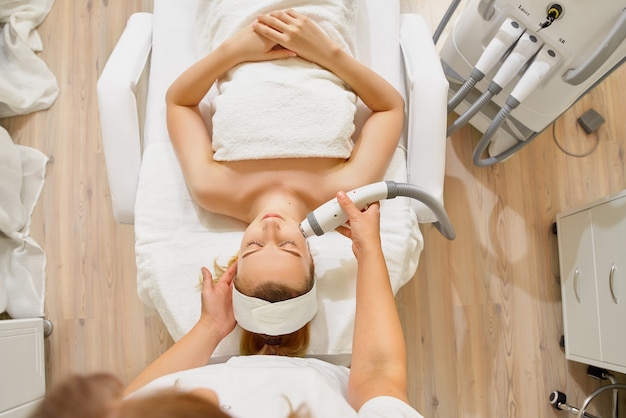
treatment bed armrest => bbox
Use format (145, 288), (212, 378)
(400, 13), (449, 223)
(97, 12), (154, 224)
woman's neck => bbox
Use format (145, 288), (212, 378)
(245, 187), (311, 223)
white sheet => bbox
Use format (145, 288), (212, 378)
(0, 0), (58, 117)
(0, 126), (48, 318)
(134, 141), (423, 360)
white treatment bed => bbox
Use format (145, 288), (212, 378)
(97, 0), (449, 365)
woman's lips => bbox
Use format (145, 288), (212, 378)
(262, 213), (283, 220)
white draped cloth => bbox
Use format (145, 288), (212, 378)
(0, 0), (58, 117)
(0, 0), (54, 316)
(0, 126), (48, 318)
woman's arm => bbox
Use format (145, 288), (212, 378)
(335, 192), (409, 410)
(124, 265), (237, 396)
(165, 25), (295, 200)
(253, 10), (404, 184)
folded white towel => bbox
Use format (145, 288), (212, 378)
(0, 0), (59, 117)
(195, 0), (358, 161)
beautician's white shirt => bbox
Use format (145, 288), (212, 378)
(129, 355), (423, 418)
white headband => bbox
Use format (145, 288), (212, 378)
(232, 282), (317, 336)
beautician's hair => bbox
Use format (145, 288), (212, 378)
(30, 373), (123, 418)
(32, 374), (309, 418)
(124, 392), (310, 418)
(124, 392), (310, 417)
(121, 391), (231, 417)
(215, 255), (314, 357)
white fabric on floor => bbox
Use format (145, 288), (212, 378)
(0, 0), (58, 117)
(0, 126), (48, 318)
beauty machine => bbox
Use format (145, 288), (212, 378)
(441, 0), (626, 166)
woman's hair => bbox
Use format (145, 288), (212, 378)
(240, 322), (310, 356)
(32, 374), (310, 418)
(215, 255), (314, 357)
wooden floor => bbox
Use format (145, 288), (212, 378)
(2, 1), (625, 417)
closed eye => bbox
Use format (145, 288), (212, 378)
(242, 240), (301, 258)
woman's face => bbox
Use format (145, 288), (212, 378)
(237, 211), (312, 294)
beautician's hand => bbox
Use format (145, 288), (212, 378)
(335, 191), (383, 260)
(226, 24), (296, 63)
(253, 9), (338, 67)
(198, 264), (237, 339)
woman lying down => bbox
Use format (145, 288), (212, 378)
(30, 8), (423, 418)
(170, 5), (405, 357)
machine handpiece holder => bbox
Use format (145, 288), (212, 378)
(299, 181), (456, 240)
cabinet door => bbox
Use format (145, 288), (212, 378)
(591, 195), (626, 368)
(0, 319), (46, 414)
(557, 210), (601, 361)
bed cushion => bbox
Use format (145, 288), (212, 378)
(135, 0), (422, 364)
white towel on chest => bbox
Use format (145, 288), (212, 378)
(195, 0), (358, 161)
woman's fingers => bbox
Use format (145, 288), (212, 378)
(220, 263), (237, 286)
(256, 13), (288, 35)
(201, 267), (213, 283)
(335, 224), (352, 239)
(256, 9), (304, 38)
(336, 191), (360, 217)
(267, 9), (298, 24)
(283, 8), (303, 20)
(200, 265), (235, 290)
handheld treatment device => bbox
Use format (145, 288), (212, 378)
(299, 181), (456, 240)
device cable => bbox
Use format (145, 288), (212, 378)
(551, 120), (600, 158)
(472, 46), (560, 166)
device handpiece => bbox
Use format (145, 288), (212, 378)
(510, 46), (560, 103)
(475, 17), (525, 75)
(491, 32), (543, 89)
(299, 182), (394, 237)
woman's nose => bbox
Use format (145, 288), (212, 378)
(262, 217), (282, 231)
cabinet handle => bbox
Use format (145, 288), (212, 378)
(609, 263), (619, 304)
(574, 268), (582, 303)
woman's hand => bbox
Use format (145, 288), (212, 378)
(197, 263), (237, 340)
(253, 9), (339, 67)
(335, 192), (383, 260)
(225, 23), (296, 63)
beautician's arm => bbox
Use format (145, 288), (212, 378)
(335, 193), (409, 410)
(124, 265), (237, 395)
(165, 25), (295, 198)
(253, 10), (404, 185)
